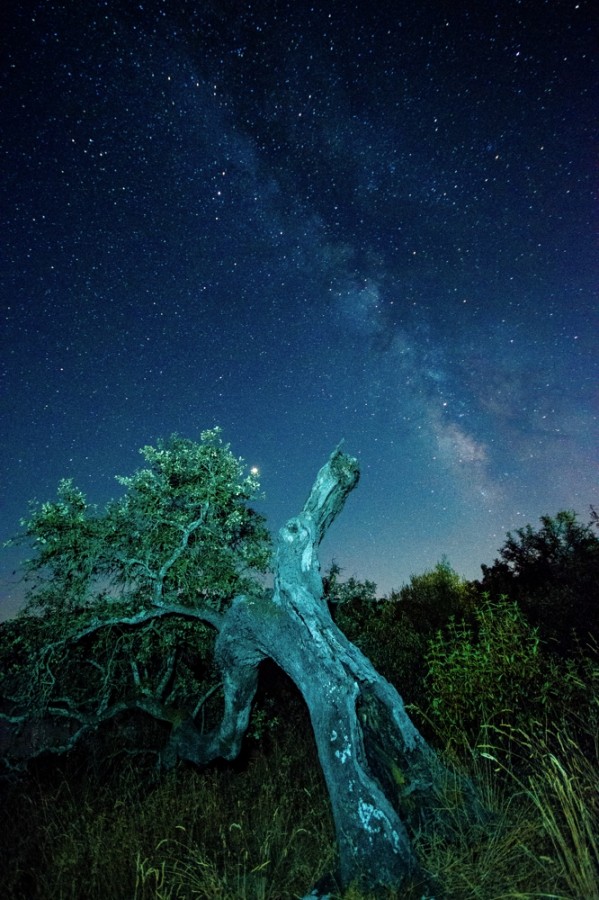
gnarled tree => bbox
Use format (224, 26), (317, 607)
(1, 430), (478, 895)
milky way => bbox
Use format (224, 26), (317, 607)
(1, 0), (597, 616)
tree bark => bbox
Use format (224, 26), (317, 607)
(167, 448), (464, 894)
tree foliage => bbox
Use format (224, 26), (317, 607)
(393, 558), (474, 634)
(1, 429), (271, 764)
(479, 510), (599, 652)
(14, 428), (270, 617)
(323, 559), (475, 716)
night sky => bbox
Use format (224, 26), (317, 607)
(1, 0), (597, 618)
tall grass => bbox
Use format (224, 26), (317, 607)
(132, 762), (335, 900)
(0, 722), (336, 900)
(2, 659), (597, 898)
(2, 717), (597, 899)
(475, 725), (599, 900)
(8, 722), (595, 899)
(409, 719), (599, 900)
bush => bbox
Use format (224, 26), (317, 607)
(331, 561), (474, 709)
(423, 595), (547, 750)
(479, 510), (599, 653)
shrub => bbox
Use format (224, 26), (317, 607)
(423, 595), (547, 750)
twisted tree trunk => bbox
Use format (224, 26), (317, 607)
(167, 449), (466, 894)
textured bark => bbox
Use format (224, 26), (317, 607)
(166, 449), (460, 894)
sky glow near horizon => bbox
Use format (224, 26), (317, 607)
(1, 0), (597, 617)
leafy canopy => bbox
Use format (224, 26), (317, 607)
(0, 430), (271, 748)
(479, 510), (599, 649)
(12, 428), (271, 618)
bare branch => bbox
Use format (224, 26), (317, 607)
(63, 602), (224, 647)
(192, 682), (222, 719)
(153, 506), (210, 603)
(302, 448), (360, 544)
(157, 649), (178, 701)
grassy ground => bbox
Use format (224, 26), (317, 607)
(1, 712), (597, 899)
(414, 721), (599, 900)
(1, 718), (335, 900)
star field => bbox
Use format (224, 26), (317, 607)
(1, 0), (597, 617)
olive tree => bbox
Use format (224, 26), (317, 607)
(1, 429), (479, 895)
(1, 428), (269, 762)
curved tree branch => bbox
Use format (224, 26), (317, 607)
(62, 602), (224, 648)
(153, 504), (210, 603)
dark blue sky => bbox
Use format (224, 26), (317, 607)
(1, 0), (597, 617)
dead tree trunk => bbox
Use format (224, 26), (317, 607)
(168, 448), (470, 894)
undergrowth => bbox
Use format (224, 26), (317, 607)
(2, 714), (596, 899)
(1, 721), (335, 900)
(1, 593), (597, 899)
(412, 720), (599, 900)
